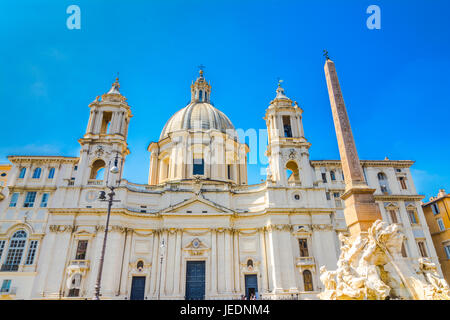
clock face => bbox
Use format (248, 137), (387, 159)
(85, 191), (97, 203)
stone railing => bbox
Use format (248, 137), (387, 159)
(87, 179), (104, 186)
(296, 256), (315, 267)
(0, 287), (17, 295)
(69, 260), (90, 269)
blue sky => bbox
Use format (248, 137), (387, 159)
(0, 0), (449, 200)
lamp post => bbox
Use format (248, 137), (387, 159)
(157, 238), (165, 300)
(93, 153), (122, 300)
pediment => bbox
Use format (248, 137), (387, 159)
(162, 195), (233, 215)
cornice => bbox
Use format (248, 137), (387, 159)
(8, 186), (57, 193)
(374, 194), (425, 201)
(310, 160), (415, 168)
(7, 156), (79, 164)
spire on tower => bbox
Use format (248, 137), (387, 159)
(274, 78), (290, 101)
(107, 76), (121, 95)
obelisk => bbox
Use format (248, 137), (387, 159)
(324, 56), (381, 238)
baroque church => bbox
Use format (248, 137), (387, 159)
(0, 69), (441, 300)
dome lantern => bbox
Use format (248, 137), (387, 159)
(191, 68), (211, 103)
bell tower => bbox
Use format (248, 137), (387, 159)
(264, 82), (313, 187)
(75, 78), (133, 186)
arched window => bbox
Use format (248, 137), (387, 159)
(282, 116), (293, 137)
(247, 259), (254, 268)
(68, 273), (82, 297)
(377, 172), (390, 194)
(32, 168), (42, 179)
(100, 112), (112, 135)
(286, 161), (300, 185)
(199, 90), (203, 101)
(2, 230), (27, 272)
(137, 260), (144, 269)
(330, 170), (336, 181)
(159, 157), (170, 182)
(48, 168), (55, 179)
(90, 159), (106, 180)
(303, 270), (314, 291)
(18, 168), (26, 179)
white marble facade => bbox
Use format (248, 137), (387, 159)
(0, 73), (440, 300)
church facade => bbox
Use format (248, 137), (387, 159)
(0, 71), (441, 300)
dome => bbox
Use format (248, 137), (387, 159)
(159, 102), (238, 140)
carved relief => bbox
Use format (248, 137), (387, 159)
(49, 225), (75, 233)
(319, 220), (450, 300)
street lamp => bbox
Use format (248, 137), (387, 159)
(158, 238), (165, 300)
(93, 153), (122, 300)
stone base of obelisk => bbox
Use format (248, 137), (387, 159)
(341, 186), (382, 239)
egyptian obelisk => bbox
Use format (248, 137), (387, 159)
(324, 54), (381, 238)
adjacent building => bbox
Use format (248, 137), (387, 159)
(422, 189), (450, 283)
(0, 71), (441, 300)
(0, 164), (11, 201)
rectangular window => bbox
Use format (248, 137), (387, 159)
(0, 280), (11, 293)
(437, 218), (445, 231)
(23, 192), (37, 208)
(3, 239), (26, 271)
(227, 165), (232, 180)
(407, 210), (418, 225)
(48, 168), (55, 179)
(431, 203), (440, 215)
(444, 245), (450, 260)
(282, 116), (293, 138)
(68, 288), (80, 297)
(193, 158), (204, 175)
(321, 173), (327, 183)
(401, 241), (408, 257)
(75, 240), (88, 260)
(9, 193), (19, 207)
(0, 240), (5, 260)
(417, 241), (428, 258)
(334, 193), (341, 207)
(299, 239), (309, 257)
(18, 168), (26, 179)
(40, 193), (49, 208)
(399, 177), (407, 190)
(326, 192), (331, 200)
(388, 210), (398, 224)
(25, 240), (38, 265)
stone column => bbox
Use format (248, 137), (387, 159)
(173, 229), (182, 297)
(258, 228), (269, 294)
(150, 231), (160, 297)
(86, 228), (104, 297)
(217, 229), (225, 293)
(159, 230), (168, 298)
(165, 229), (176, 296)
(324, 58), (381, 238)
(31, 231), (56, 297)
(279, 227), (297, 291)
(210, 229), (218, 296)
(224, 229), (233, 294)
(101, 227), (124, 297)
(267, 225), (283, 293)
(233, 230), (240, 294)
(264, 227), (275, 293)
(118, 229), (132, 296)
(43, 228), (72, 297)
